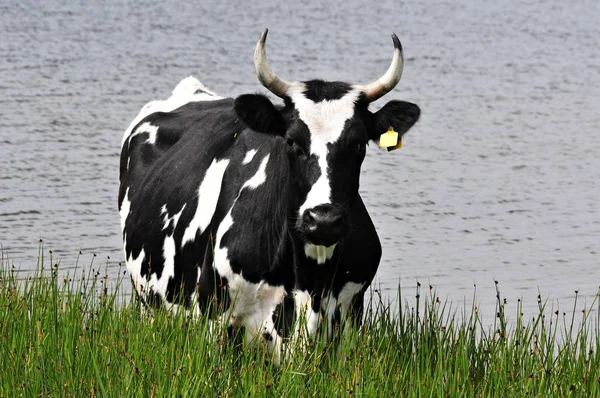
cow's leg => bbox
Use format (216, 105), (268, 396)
(243, 311), (285, 365)
(291, 290), (322, 348)
(336, 282), (366, 333)
(319, 282), (364, 341)
(219, 278), (286, 364)
(331, 194), (381, 334)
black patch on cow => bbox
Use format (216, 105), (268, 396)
(302, 80), (353, 102)
(284, 116), (311, 156)
(325, 119), (366, 208)
(272, 293), (295, 338)
(262, 332), (273, 342)
(144, 289), (163, 309)
(234, 94), (286, 136)
(347, 292), (365, 327)
(227, 325), (245, 349)
(197, 238), (231, 317)
(140, 256), (151, 279)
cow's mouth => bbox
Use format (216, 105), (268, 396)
(303, 243), (338, 265)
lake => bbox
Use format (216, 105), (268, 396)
(1, 0), (599, 322)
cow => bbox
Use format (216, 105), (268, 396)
(119, 29), (420, 362)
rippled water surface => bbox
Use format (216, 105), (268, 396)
(1, 0), (599, 320)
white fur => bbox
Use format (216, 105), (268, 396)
(292, 290), (321, 343)
(161, 203), (187, 231)
(303, 243), (336, 265)
(125, 235), (185, 311)
(336, 281), (364, 321)
(287, 84), (361, 216)
(122, 76), (221, 148)
(119, 188), (131, 232)
(242, 155), (269, 189)
(147, 234), (176, 297)
(298, 148), (330, 216)
(126, 246), (146, 296)
(128, 122), (159, 146)
(287, 83), (361, 143)
(181, 158), (230, 247)
(242, 149), (257, 165)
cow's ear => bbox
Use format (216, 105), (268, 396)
(370, 100), (420, 141)
(234, 94), (286, 136)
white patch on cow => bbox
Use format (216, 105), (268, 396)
(304, 243), (336, 265)
(187, 262), (204, 315)
(292, 290), (321, 343)
(125, 241), (184, 313)
(298, 150), (330, 216)
(242, 155), (270, 189)
(181, 158), (230, 247)
(287, 83), (361, 216)
(161, 205), (169, 229)
(144, 234), (177, 298)
(242, 149), (257, 165)
(122, 76), (222, 148)
(287, 83), (360, 143)
(320, 282), (364, 340)
(161, 203), (187, 231)
(336, 281), (364, 321)
(171, 205), (186, 228)
(126, 247), (147, 296)
(128, 122), (159, 148)
(119, 188), (131, 232)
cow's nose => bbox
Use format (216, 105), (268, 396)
(302, 204), (347, 246)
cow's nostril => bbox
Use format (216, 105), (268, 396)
(303, 210), (316, 225)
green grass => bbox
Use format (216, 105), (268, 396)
(1, 251), (599, 397)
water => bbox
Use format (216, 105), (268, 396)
(1, 0), (599, 322)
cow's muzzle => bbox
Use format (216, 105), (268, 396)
(300, 204), (349, 246)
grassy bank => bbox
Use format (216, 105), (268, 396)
(1, 253), (599, 397)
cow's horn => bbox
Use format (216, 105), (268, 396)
(361, 33), (404, 102)
(254, 29), (291, 98)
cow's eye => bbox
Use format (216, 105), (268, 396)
(286, 138), (294, 147)
(356, 142), (367, 152)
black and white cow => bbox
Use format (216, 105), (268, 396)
(119, 30), (420, 361)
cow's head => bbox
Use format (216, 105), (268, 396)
(234, 30), (420, 264)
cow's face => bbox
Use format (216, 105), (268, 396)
(233, 30), (420, 263)
(285, 82), (370, 250)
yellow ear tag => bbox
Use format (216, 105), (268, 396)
(378, 127), (402, 151)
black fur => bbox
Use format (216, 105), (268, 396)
(302, 80), (353, 102)
(234, 94), (286, 136)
